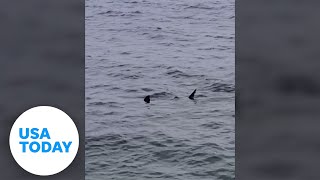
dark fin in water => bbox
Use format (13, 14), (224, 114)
(144, 95), (150, 103)
(188, 89), (196, 100)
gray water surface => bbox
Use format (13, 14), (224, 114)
(86, 0), (234, 179)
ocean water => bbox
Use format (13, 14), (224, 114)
(85, 0), (234, 179)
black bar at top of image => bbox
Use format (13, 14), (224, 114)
(0, 0), (84, 179)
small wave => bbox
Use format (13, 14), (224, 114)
(153, 150), (178, 160)
(166, 69), (205, 79)
(203, 155), (223, 163)
(120, 52), (131, 55)
(117, 64), (131, 67)
(107, 72), (143, 79)
(166, 69), (183, 75)
(124, 1), (138, 4)
(103, 111), (118, 115)
(122, 74), (142, 80)
(132, 11), (142, 14)
(149, 34), (166, 40)
(88, 102), (107, 106)
(151, 92), (175, 99)
(198, 47), (216, 50)
(185, 4), (214, 10)
(204, 82), (235, 93)
(152, 64), (174, 70)
(158, 42), (174, 46)
(86, 134), (123, 145)
(141, 88), (153, 92)
(149, 141), (167, 147)
(201, 121), (223, 129)
(197, 94), (208, 98)
(125, 89), (138, 93)
(88, 101), (121, 107)
(214, 35), (234, 40)
(88, 84), (109, 89)
(97, 10), (142, 17)
(97, 10), (122, 15)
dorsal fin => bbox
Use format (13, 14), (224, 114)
(144, 95), (150, 103)
(188, 89), (196, 100)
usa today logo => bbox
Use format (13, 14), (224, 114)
(19, 128), (72, 153)
(9, 106), (79, 176)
